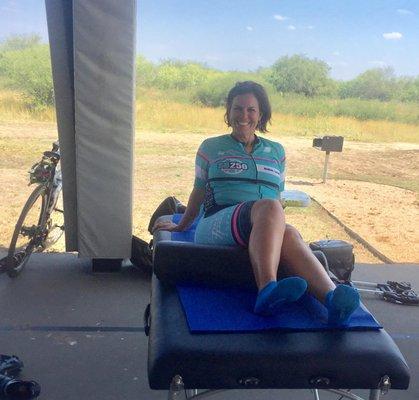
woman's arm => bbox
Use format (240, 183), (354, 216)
(152, 187), (205, 233)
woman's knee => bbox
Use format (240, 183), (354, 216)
(283, 224), (303, 243)
(251, 199), (284, 223)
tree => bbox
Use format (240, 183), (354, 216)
(339, 67), (396, 101)
(154, 60), (213, 90)
(395, 76), (419, 102)
(136, 55), (157, 87)
(268, 55), (334, 97)
(0, 44), (54, 107)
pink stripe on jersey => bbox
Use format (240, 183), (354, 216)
(231, 203), (246, 247)
(212, 155), (282, 164)
(212, 155), (251, 163)
(253, 156), (282, 164)
(197, 150), (210, 162)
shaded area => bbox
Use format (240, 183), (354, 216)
(0, 253), (418, 399)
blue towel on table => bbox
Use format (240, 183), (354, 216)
(177, 284), (382, 333)
(169, 213), (382, 333)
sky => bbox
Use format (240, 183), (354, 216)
(0, 0), (418, 80)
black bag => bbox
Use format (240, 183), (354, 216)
(309, 239), (355, 282)
(131, 236), (153, 272)
(131, 197), (186, 271)
(147, 196), (186, 234)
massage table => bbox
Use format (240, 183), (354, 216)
(145, 215), (410, 400)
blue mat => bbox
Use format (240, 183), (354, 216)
(171, 213), (199, 242)
(177, 284), (382, 333)
(169, 213), (382, 333)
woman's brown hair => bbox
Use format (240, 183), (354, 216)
(224, 81), (272, 133)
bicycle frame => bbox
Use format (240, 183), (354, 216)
(0, 142), (62, 276)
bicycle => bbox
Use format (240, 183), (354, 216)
(0, 141), (64, 277)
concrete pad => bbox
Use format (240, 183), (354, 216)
(0, 253), (151, 327)
(0, 255), (418, 399)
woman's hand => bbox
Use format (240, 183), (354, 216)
(152, 220), (181, 233)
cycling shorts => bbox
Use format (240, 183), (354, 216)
(194, 201), (256, 247)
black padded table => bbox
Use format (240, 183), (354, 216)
(146, 219), (410, 399)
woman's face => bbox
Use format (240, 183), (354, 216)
(229, 93), (261, 137)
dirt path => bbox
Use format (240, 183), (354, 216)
(287, 178), (419, 263)
(278, 136), (419, 263)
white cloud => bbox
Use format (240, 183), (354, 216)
(397, 9), (413, 15)
(332, 51), (340, 56)
(273, 14), (288, 21)
(369, 60), (388, 68)
(246, 26), (253, 31)
(383, 32), (403, 40)
(287, 25), (296, 30)
(305, 25), (315, 30)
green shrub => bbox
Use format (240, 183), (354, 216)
(339, 68), (396, 101)
(136, 55), (157, 87)
(153, 60), (214, 90)
(0, 34), (42, 52)
(396, 77), (419, 102)
(193, 74), (234, 106)
(0, 44), (53, 108)
(193, 72), (271, 107)
(267, 93), (419, 124)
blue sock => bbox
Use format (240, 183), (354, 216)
(326, 285), (360, 326)
(254, 277), (308, 316)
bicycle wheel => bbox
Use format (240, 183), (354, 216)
(7, 185), (47, 277)
(43, 187), (64, 249)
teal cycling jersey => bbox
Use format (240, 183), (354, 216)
(194, 134), (286, 212)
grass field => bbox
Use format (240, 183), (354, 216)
(1, 88), (418, 143)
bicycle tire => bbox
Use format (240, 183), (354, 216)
(43, 187), (64, 249)
(7, 185), (47, 278)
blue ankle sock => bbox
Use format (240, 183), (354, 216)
(326, 285), (360, 325)
(254, 277), (308, 316)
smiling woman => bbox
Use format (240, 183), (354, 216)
(153, 80), (360, 323)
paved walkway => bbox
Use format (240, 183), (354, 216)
(0, 253), (418, 400)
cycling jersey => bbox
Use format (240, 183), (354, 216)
(194, 134), (286, 214)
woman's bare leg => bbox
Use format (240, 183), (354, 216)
(248, 201), (358, 321)
(249, 199), (285, 290)
(280, 224), (335, 302)
(249, 200), (308, 315)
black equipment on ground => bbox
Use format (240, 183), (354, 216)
(130, 236), (153, 273)
(131, 197), (186, 271)
(309, 239), (419, 306)
(351, 280), (419, 306)
(309, 239), (355, 282)
(0, 355), (40, 400)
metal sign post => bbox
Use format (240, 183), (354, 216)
(322, 151), (331, 183)
(312, 136), (344, 183)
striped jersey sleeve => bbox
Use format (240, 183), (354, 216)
(275, 142), (286, 192)
(194, 141), (210, 189)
